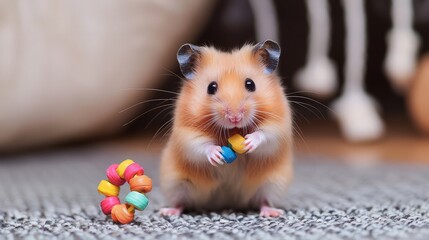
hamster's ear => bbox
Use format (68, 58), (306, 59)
(177, 43), (201, 79)
(253, 40), (281, 74)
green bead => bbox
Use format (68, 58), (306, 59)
(125, 191), (149, 211)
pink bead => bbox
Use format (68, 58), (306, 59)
(106, 164), (126, 186)
(100, 196), (120, 215)
(124, 163), (144, 182)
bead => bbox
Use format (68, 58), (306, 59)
(228, 134), (246, 154)
(221, 146), (237, 164)
(111, 204), (134, 224)
(100, 196), (120, 215)
(106, 164), (126, 186)
(98, 180), (120, 197)
(124, 163), (144, 182)
(116, 159), (134, 178)
(129, 175), (153, 193)
(125, 191), (149, 211)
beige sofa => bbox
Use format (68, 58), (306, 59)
(0, 0), (216, 151)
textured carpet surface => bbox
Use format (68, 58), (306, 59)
(1, 145), (429, 240)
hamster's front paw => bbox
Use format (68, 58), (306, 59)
(244, 131), (266, 153)
(204, 145), (224, 166)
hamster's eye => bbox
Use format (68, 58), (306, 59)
(207, 81), (218, 95)
(245, 78), (256, 92)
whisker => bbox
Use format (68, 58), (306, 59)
(160, 120), (175, 141)
(201, 118), (218, 133)
(291, 118), (308, 150)
(286, 90), (325, 96)
(221, 127), (226, 145)
(294, 101), (325, 119)
(291, 106), (311, 124)
(144, 105), (175, 129)
(249, 117), (259, 133)
(287, 95), (335, 114)
(158, 118), (175, 139)
(145, 118), (174, 151)
(161, 67), (186, 81)
(119, 87), (180, 96)
(119, 98), (176, 113)
(148, 117), (175, 147)
(122, 103), (175, 127)
(254, 110), (283, 121)
(289, 101), (324, 120)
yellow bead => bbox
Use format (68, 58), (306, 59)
(228, 134), (246, 154)
(116, 159), (134, 178)
(97, 180), (120, 197)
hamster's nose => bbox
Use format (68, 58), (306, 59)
(227, 114), (243, 124)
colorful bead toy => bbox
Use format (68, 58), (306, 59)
(97, 159), (152, 224)
(220, 134), (247, 164)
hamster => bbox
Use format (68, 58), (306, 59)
(159, 40), (293, 217)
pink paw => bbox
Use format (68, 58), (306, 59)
(204, 145), (224, 166)
(244, 131), (266, 153)
(259, 206), (284, 217)
(159, 207), (183, 216)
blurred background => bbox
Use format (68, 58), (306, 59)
(1, 0), (429, 162)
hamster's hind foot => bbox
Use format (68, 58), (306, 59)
(259, 205), (284, 218)
(159, 207), (183, 216)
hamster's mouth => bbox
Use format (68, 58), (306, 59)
(215, 111), (258, 133)
(221, 115), (258, 129)
(230, 127), (240, 135)
(227, 122), (257, 131)
(225, 127), (254, 138)
(214, 120), (257, 142)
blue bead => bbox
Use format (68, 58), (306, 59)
(125, 191), (149, 211)
(221, 146), (237, 164)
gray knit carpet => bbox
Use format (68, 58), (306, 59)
(1, 144), (429, 240)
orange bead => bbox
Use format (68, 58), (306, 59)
(129, 175), (152, 193)
(111, 204), (134, 224)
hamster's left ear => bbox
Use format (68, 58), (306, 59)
(253, 40), (281, 74)
(177, 43), (201, 79)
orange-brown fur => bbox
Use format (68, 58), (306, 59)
(160, 44), (293, 212)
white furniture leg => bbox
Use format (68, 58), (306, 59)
(248, 0), (279, 42)
(384, 0), (420, 93)
(295, 0), (337, 97)
(332, 0), (385, 142)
